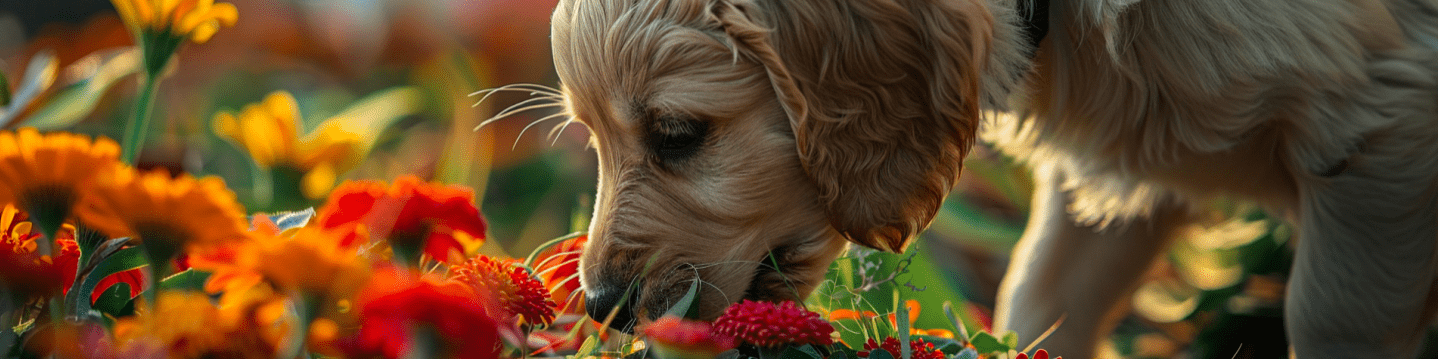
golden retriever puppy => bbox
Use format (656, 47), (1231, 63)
(544, 0), (1438, 357)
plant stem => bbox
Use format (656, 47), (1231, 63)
(121, 72), (161, 165)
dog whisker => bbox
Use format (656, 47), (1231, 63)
(469, 83), (563, 103)
(548, 118), (583, 146)
(534, 257), (582, 277)
(532, 249), (583, 270)
(512, 112), (573, 150)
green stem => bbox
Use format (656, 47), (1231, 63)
(120, 72), (160, 165)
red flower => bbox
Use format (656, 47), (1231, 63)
(345, 269), (509, 359)
(858, 337), (944, 359)
(451, 254), (557, 326)
(712, 300), (834, 348)
(531, 234), (585, 314)
(643, 316), (738, 358)
(0, 208), (141, 300)
(1015, 349), (1060, 359)
(316, 176), (487, 264)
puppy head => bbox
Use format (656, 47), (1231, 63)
(550, 0), (993, 329)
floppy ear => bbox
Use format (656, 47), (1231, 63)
(709, 0), (993, 252)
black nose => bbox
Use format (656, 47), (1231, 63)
(585, 285), (638, 333)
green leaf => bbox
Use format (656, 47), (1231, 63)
(663, 277), (701, 319)
(91, 283), (136, 318)
(20, 48), (140, 130)
(0, 50), (57, 127)
(65, 247), (148, 318)
(780, 345), (823, 359)
(576, 335), (599, 358)
(942, 301), (971, 346)
(0, 69), (10, 106)
(968, 332), (1010, 355)
(159, 269), (211, 292)
(952, 348), (980, 359)
(1001, 331), (1019, 351)
(867, 347), (895, 359)
(896, 294), (911, 359)
(324, 86), (424, 151)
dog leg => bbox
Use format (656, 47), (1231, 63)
(1283, 49), (1438, 358)
(994, 165), (1193, 357)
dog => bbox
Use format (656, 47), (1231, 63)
(536, 0), (1438, 357)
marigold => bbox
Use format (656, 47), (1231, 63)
(0, 129), (121, 242)
(451, 254), (556, 326)
(111, 0), (237, 44)
(345, 269), (507, 359)
(208, 226), (370, 300)
(859, 337), (946, 359)
(315, 176), (487, 266)
(112, 291), (286, 359)
(76, 167), (248, 268)
(642, 316), (738, 359)
(212, 91), (367, 199)
(712, 300), (835, 348)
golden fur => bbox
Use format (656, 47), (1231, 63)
(542, 0), (1438, 357)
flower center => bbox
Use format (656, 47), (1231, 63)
(20, 184), (77, 236)
(134, 221), (194, 268)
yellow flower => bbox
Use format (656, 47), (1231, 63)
(75, 167), (248, 264)
(0, 129), (121, 238)
(213, 91), (365, 199)
(111, 0), (238, 44)
(114, 290), (286, 359)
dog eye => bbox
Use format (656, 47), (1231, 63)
(649, 117), (708, 161)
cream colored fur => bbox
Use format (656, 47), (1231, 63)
(544, 0), (1438, 357)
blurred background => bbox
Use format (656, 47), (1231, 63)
(0, 0), (1350, 357)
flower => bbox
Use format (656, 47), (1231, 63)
(344, 269), (509, 359)
(315, 176), (487, 266)
(1015, 349), (1060, 359)
(111, 291), (286, 359)
(210, 227), (371, 300)
(76, 167), (249, 268)
(0, 129), (121, 240)
(642, 316), (738, 359)
(212, 91), (367, 199)
(858, 337), (945, 359)
(712, 300), (835, 348)
(451, 254), (557, 326)
(532, 234), (586, 314)
(111, 0), (238, 44)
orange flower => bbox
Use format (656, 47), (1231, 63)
(315, 176), (487, 265)
(112, 290), (286, 359)
(76, 167), (249, 268)
(532, 234), (586, 314)
(0, 129), (121, 240)
(451, 254), (557, 326)
(345, 269), (509, 359)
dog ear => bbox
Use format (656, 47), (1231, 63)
(709, 0), (991, 252)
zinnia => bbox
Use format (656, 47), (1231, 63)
(346, 269), (507, 359)
(315, 176), (487, 266)
(712, 300), (835, 348)
(451, 254), (557, 326)
(858, 337), (945, 359)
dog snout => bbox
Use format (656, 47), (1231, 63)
(584, 281), (640, 333)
